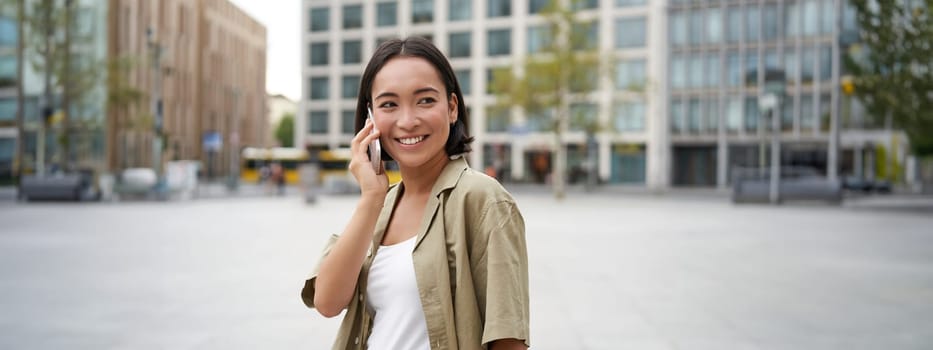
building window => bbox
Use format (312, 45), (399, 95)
(726, 7), (741, 43)
(342, 75), (359, 99)
(569, 103), (598, 131)
(486, 107), (509, 132)
(820, 45), (832, 81)
(613, 101), (645, 131)
(706, 8), (721, 44)
(615, 17), (646, 48)
(341, 110), (355, 134)
(572, 21), (598, 50)
(309, 111), (328, 133)
(801, 46), (816, 83)
(527, 25), (551, 54)
(0, 56), (16, 86)
(785, 50), (798, 85)
(487, 67), (509, 94)
(670, 55), (686, 89)
(744, 97), (759, 132)
(572, 0), (598, 11)
(782, 96), (795, 130)
(310, 77), (329, 100)
(310, 42), (329, 66)
(343, 40), (362, 64)
(689, 11), (703, 45)
(763, 4), (778, 40)
(0, 98), (15, 121)
(745, 51), (758, 86)
(726, 50), (741, 87)
(726, 97), (742, 132)
(800, 94), (815, 131)
(309, 7), (329, 32)
(616, 59), (646, 90)
(488, 0), (511, 18)
(803, 0), (819, 36)
(449, 0), (472, 21)
(706, 53), (720, 87)
(705, 98), (719, 132)
(821, 0), (835, 34)
(670, 100), (685, 133)
(487, 29), (511, 56)
(449, 32), (471, 58)
(377, 2), (398, 27)
(670, 12), (686, 47)
(745, 5), (759, 42)
(785, 2), (800, 38)
(343, 5), (362, 29)
(0, 16), (17, 47)
(412, 0), (433, 23)
(616, 0), (646, 6)
(689, 56), (703, 88)
(455, 69), (471, 95)
(688, 99), (701, 132)
(529, 0), (549, 14)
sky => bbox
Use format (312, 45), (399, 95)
(229, 0), (301, 101)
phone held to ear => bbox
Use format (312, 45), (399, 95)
(367, 107), (385, 175)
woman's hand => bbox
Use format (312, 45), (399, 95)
(349, 118), (389, 200)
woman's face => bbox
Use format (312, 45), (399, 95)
(370, 56), (458, 170)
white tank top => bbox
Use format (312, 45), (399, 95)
(365, 235), (430, 350)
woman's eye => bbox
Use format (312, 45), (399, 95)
(378, 101), (397, 108)
(417, 97), (436, 104)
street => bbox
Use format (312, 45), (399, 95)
(1, 193), (932, 349)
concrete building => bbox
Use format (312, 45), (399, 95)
(108, 0), (267, 180)
(268, 93), (297, 147)
(299, 0), (905, 190)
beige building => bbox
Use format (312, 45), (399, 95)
(107, 0), (267, 179)
(267, 93), (297, 147)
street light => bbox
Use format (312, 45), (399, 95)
(759, 69), (786, 204)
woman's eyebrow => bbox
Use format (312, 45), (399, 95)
(413, 87), (440, 95)
(373, 92), (399, 101)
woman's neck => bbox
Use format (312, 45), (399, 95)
(398, 155), (449, 196)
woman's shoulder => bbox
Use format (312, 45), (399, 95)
(450, 166), (516, 205)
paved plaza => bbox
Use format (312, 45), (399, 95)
(0, 191), (931, 349)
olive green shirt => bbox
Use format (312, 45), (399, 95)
(301, 157), (530, 350)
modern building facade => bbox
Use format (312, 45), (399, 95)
(300, 0), (905, 189)
(108, 0), (267, 179)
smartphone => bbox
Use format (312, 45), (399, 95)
(367, 107), (384, 175)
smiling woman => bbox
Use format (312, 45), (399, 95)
(301, 37), (530, 350)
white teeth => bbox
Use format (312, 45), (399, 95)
(399, 136), (425, 145)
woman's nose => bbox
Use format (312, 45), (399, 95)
(396, 108), (420, 129)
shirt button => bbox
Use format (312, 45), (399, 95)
(354, 336), (360, 345)
(358, 293), (363, 302)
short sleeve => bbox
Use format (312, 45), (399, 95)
(479, 200), (531, 347)
(300, 234), (340, 309)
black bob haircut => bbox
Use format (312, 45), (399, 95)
(354, 36), (474, 161)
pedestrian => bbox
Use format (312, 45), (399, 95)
(270, 162), (285, 196)
(301, 37), (530, 350)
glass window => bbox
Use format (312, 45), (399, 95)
(449, 0), (472, 21)
(706, 8), (722, 44)
(785, 50), (798, 85)
(820, 93), (831, 131)
(486, 107), (509, 132)
(726, 97), (742, 132)
(570, 66), (598, 93)
(745, 5), (759, 42)
(377, 2), (398, 27)
(487, 67), (509, 94)
(343, 5), (362, 29)
(689, 11), (703, 45)
(0, 17), (16, 47)
(572, 21), (598, 50)
(842, 2), (857, 33)
(803, 0), (818, 36)
(613, 101), (645, 131)
(412, 0), (433, 23)
(765, 49), (780, 71)
(0, 56), (15, 84)
(670, 100), (685, 133)
(310, 7), (329, 32)
(455, 69), (471, 95)
(615, 17), (646, 48)
(310, 77), (329, 100)
(706, 53), (720, 87)
(726, 51), (741, 87)
(529, 0), (549, 14)
(800, 94), (815, 131)
(670, 12), (687, 47)
(785, 2), (800, 38)
(526, 108), (552, 131)
(0, 98), (15, 121)
(689, 56), (703, 88)
(782, 96), (795, 130)
(763, 4), (779, 40)
(310, 42), (329, 66)
(488, 0), (511, 17)
(706, 98), (719, 132)
(745, 51), (758, 86)
(688, 99), (701, 132)
(342, 40), (362, 64)
(670, 55), (686, 89)
(569, 103), (598, 131)
(572, 0), (599, 11)
(801, 46), (816, 83)
(745, 97), (759, 132)
(342, 75), (359, 99)
(449, 32), (471, 58)
(616, 59), (646, 90)
(341, 110), (355, 134)
(527, 25), (551, 54)
(616, 0), (646, 6)
(487, 29), (511, 56)
(820, 45), (832, 81)
(309, 111), (328, 133)
(726, 7), (741, 43)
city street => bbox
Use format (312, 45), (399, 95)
(1, 192), (932, 349)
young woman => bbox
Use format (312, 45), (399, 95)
(301, 37), (530, 350)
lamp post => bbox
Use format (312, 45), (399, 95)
(760, 69), (786, 204)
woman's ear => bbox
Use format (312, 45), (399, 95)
(448, 93), (459, 124)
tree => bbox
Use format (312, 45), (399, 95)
(275, 113), (295, 148)
(845, 0), (933, 156)
(489, 0), (621, 199)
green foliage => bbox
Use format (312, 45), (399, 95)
(275, 113), (295, 148)
(846, 0), (933, 156)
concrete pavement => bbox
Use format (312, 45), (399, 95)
(0, 192), (932, 349)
